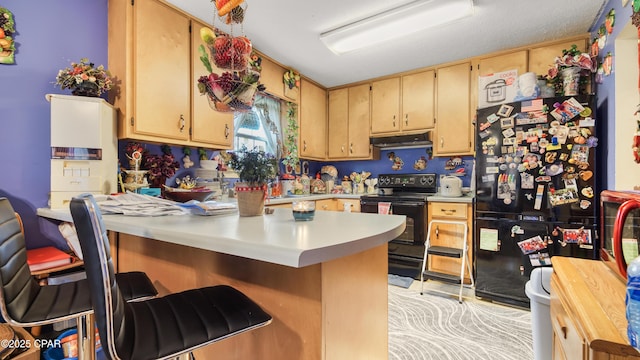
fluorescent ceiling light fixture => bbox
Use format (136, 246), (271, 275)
(320, 0), (474, 55)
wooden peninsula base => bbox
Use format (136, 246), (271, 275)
(112, 232), (389, 360)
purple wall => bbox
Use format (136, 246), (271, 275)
(0, 1), (108, 249)
(591, 1), (633, 190)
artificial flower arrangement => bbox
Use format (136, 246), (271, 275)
(142, 145), (180, 187)
(55, 58), (113, 96)
(281, 103), (299, 173)
(196, 26), (265, 112)
(546, 45), (596, 94)
(283, 69), (300, 90)
(124, 142), (145, 169)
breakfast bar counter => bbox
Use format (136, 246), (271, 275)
(38, 207), (406, 360)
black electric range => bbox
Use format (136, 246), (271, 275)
(360, 173), (437, 278)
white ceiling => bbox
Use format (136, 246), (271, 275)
(165, 0), (607, 88)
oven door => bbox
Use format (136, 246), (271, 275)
(361, 199), (427, 277)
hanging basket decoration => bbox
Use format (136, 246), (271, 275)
(198, 2), (265, 113)
(209, 34), (252, 70)
(214, 0), (246, 24)
(197, 54), (265, 113)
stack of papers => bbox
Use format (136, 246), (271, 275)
(178, 200), (238, 216)
(98, 193), (186, 216)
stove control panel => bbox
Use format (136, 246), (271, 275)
(378, 173), (437, 191)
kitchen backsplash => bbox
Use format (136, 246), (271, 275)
(309, 148), (474, 189)
(118, 142), (474, 190)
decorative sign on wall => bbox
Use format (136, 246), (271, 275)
(0, 7), (15, 64)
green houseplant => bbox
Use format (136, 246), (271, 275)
(227, 146), (278, 216)
(281, 102), (299, 174)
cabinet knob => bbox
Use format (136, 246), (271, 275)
(392, 115), (396, 127)
(405, 114), (408, 126)
(440, 137), (444, 148)
(179, 114), (185, 132)
(350, 143), (353, 154)
(304, 140), (307, 151)
(322, 205), (328, 210)
(341, 145), (345, 153)
(435, 225), (439, 239)
(224, 123), (230, 139)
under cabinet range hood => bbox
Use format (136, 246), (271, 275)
(370, 132), (432, 149)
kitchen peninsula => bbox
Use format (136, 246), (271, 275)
(38, 206), (406, 359)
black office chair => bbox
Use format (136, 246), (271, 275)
(70, 193), (272, 360)
(0, 197), (158, 359)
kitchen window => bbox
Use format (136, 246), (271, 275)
(234, 94), (284, 158)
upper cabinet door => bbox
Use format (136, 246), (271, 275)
(133, 0), (190, 141)
(371, 77), (400, 134)
(299, 79), (327, 160)
(348, 84), (371, 158)
(435, 62), (472, 156)
(476, 51), (528, 77)
(402, 70), (435, 131)
(328, 88), (349, 158)
(190, 19), (233, 148)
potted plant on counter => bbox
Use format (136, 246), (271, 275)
(227, 146), (278, 216)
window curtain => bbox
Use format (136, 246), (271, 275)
(253, 94), (282, 157)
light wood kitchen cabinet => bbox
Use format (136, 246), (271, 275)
(473, 51), (528, 113)
(370, 70), (435, 135)
(426, 201), (473, 283)
(109, 0), (236, 148)
(260, 57), (288, 101)
(110, 0), (191, 143)
(316, 198), (361, 212)
(328, 84), (374, 160)
(371, 78), (400, 134)
(299, 79), (327, 160)
(402, 70), (435, 131)
(551, 257), (640, 360)
(190, 18), (233, 148)
(434, 62), (473, 156)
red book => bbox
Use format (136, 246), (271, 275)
(26, 246), (74, 272)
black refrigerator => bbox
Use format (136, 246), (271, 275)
(474, 95), (599, 308)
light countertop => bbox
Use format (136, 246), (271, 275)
(37, 207), (406, 268)
(426, 192), (475, 203)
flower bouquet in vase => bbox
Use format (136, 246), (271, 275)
(54, 58), (113, 97)
(546, 44), (596, 96)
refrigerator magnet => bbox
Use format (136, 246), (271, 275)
(500, 116), (515, 129)
(581, 186), (595, 198)
(563, 228), (592, 245)
(529, 253), (551, 267)
(517, 236), (547, 255)
(502, 128), (515, 138)
(548, 188), (579, 207)
(545, 163), (563, 176)
(579, 199), (591, 209)
(497, 104), (514, 117)
(521, 173), (534, 189)
(487, 113), (500, 123)
(580, 117), (596, 127)
(479, 228), (499, 252)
